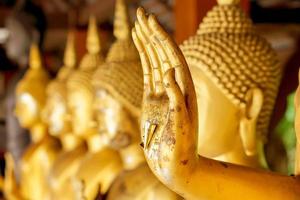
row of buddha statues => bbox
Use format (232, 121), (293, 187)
(1, 0), (300, 199)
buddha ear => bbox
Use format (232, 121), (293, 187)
(239, 88), (264, 156)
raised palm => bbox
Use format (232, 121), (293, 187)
(132, 8), (198, 176)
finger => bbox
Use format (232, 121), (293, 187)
(136, 7), (152, 36)
(135, 19), (164, 95)
(147, 14), (171, 73)
(148, 15), (191, 94)
(163, 68), (185, 109)
(132, 28), (153, 94)
(136, 9), (164, 95)
(136, 9), (168, 75)
(148, 14), (183, 67)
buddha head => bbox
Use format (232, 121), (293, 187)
(43, 31), (77, 136)
(15, 44), (50, 129)
(67, 18), (104, 137)
(180, 0), (281, 158)
(92, 0), (143, 150)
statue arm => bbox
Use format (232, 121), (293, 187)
(182, 157), (300, 200)
(133, 8), (300, 200)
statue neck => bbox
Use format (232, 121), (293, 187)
(119, 142), (145, 170)
(60, 133), (85, 151)
(30, 122), (47, 143)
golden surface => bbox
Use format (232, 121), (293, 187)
(5, 44), (61, 200)
(44, 31), (76, 138)
(132, 3), (300, 199)
(72, 1), (138, 198)
(181, 1), (281, 167)
(217, 0), (240, 5)
(48, 16), (105, 200)
(44, 31), (88, 200)
(79, 16), (104, 70)
(3, 153), (21, 200)
(133, 0), (281, 167)
(65, 14), (122, 200)
(72, 0), (180, 199)
(107, 163), (182, 200)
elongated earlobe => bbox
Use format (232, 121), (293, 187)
(240, 88), (263, 156)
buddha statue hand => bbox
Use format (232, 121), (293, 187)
(132, 7), (300, 200)
(132, 8), (198, 182)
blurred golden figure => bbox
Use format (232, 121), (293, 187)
(43, 31), (88, 200)
(47, 16), (105, 200)
(4, 44), (61, 200)
(132, 1), (300, 199)
(83, 0), (181, 199)
(72, 1), (133, 198)
(66, 15), (122, 200)
(44, 31), (77, 138)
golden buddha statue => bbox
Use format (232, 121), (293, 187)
(6, 44), (61, 200)
(66, 15), (122, 200)
(42, 31), (87, 200)
(87, 0), (181, 199)
(132, 1), (300, 199)
(43, 31), (76, 139)
(47, 16), (105, 200)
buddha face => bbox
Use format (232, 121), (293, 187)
(94, 88), (138, 149)
(68, 89), (94, 136)
(15, 92), (39, 128)
(44, 94), (71, 136)
(190, 65), (240, 157)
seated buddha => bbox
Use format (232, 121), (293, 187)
(87, 0), (181, 199)
(43, 31), (88, 200)
(5, 44), (61, 200)
(47, 16), (106, 200)
(68, 15), (123, 200)
(132, 1), (300, 199)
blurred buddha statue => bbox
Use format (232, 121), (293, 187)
(44, 31), (77, 140)
(132, 1), (300, 199)
(83, 1), (181, 199)
(67, 16), (121, 200)
(4, 0), (47, 185)
(42, 31), (86, 200)
(4, 44), (61, 200)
